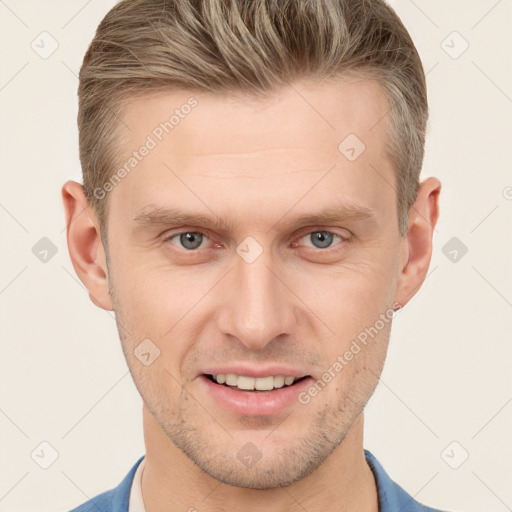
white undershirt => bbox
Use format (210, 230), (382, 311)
(128, 457), (146, 512)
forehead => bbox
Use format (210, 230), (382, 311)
(119, 76), (390, 159)
(109, 77), (395, 228)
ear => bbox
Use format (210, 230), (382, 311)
(61, 180), (113, 311)
(394, 176), (441, 308)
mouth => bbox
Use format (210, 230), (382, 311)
(199, 373), (314, 416)
(203, 373), (310, 393)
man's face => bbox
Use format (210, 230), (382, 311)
(105, 77), (406, 488)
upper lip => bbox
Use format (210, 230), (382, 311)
(198, 365), (312, 379)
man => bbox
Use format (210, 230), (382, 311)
(62, 0), (445, 510)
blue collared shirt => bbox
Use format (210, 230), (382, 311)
(69, 449), (448, 511)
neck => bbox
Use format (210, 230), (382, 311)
(141, 406), (378, 512)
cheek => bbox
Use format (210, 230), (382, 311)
(114, 261), (198, 325)
(112, 264), (213, 380)
(292, 252), (397, 331)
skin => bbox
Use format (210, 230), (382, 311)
(62, 76), (440, 512)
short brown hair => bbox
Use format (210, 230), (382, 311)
(78, 0), (428, 244)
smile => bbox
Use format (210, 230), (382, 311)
(199, 374), (314, 415)
(205, 373), (309, 392)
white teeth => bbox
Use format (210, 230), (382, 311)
(237, 375), (255, 390)
(273, 376), (285, 388)
(225, 374), (238, 386)
(213, 374), (299, 391)
(255, 376), (274, 390)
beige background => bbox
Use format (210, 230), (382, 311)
(1, 0), (511, 511)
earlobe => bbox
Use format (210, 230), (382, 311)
(61, 180), (113, 311)
(394, 177), (441, 308)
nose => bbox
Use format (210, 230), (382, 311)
(215, 247), (297, 350)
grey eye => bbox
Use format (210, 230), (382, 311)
(178, 232), (204, 250)
(309, 231), (335, 249)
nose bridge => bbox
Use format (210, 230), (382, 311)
(217, 244), (295, 349)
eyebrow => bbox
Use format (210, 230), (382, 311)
(132, 201), (377, 233)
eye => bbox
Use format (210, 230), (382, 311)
(162, 229), (349, 254)
(294, 230), (348, 250)
(164, 231), (210, 250)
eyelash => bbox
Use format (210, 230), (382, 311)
(161, 229), (350, 253)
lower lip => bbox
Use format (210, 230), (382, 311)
(198, 375), (313, 416)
